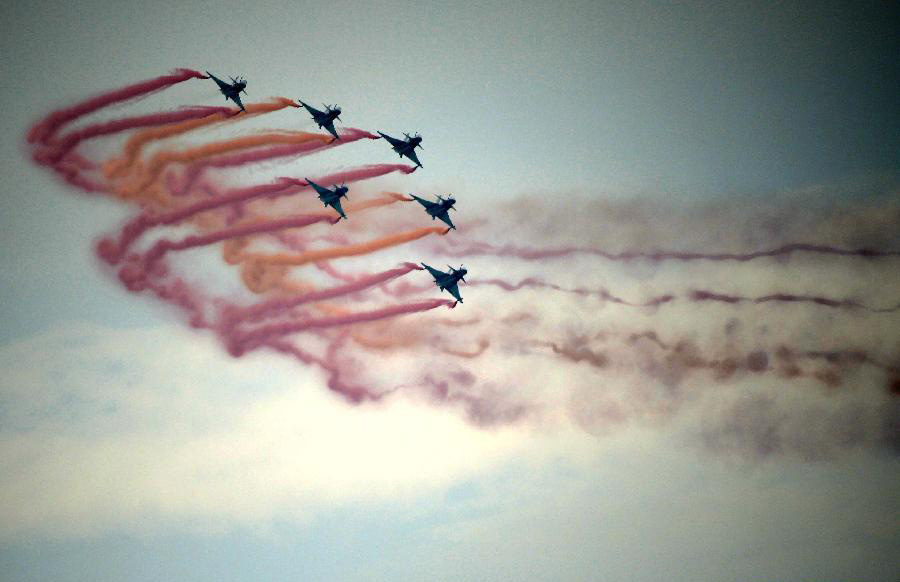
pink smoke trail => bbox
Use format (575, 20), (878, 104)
(471, 277), (676, 307)
(169, 127), (380, 196)
(137, 213), (336, 269)
(234, 299), (456, 354)
(98, 165), (415, 264)
(27, 68), (206, 145)
(266, 337), (385, 403)
(220, 263), (423, 331)
(314, 261), (358, 283)
(36, 106), (236, 168)
(689, 290), (900, 313)
(438, 241), (900, 262)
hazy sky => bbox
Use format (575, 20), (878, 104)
(1, 1), (898, 581)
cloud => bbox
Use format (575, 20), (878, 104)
(0, 322), (530, 539)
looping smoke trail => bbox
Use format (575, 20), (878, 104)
(442, 338), (491, 359)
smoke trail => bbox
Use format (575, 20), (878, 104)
(27, 68), (207, 145)
(469, 279), (898, 313)
(438, 240), (900, 262)
(170, 127), (380, 196)
(472, 277), (675, 307)
(104, 97), (299, 178)
(234, 299), (456, 354)
(689, 290), (900, 313)
(35, 106), (235, 167)
(97, 166), (415, 264)
(246, 226), (448, 267)
(442, 338), (491, 359)
(121, 132), (333, 197)
(220, 262), (423, 330)
(137, 213), (335, 270)
(267, 337), (386, 403)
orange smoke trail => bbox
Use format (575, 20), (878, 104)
(104, 97), (298, 178)
(344, 192), (414, 213)
(118, 131), (331, 198)
(442, 338), (490, 358)
(246, 226), (448, 266)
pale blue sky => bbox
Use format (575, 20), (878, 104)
(1, 1), (898, 580)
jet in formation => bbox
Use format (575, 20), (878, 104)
(411, 194), (456, 230)
(305, 178), (349, 220)
(298, 101), (342, 141)
(206, 71), (248, 112)
(377, 131), (423, 168)
(421, 263), (467, 303)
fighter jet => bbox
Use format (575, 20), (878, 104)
(411, 194), (456, 230)
(206, 71), (248, 112)
(376, 131), (423, 168)
(297, 101), (342, 141)
(421, 263), (467, 303)
(305, 178), (349, 220)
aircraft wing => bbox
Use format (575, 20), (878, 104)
(328, 197), (347, 220)
(411, 195), (437, 211)
(206, 71), (230, 93)
(321, 120), (339, 140)
(299, 100), (324, 117)
(444, 282), (463, 303)
(403, 148), (423, 168)
(305, 178), (329, 198)
(435, 210), (455, 230)
(230, 92), (246, 112)
(421, 263), (446, 281)
(377, 132), (404, 148)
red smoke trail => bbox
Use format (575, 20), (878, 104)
(467, 278), (897, 313)
(438, 241), (900, 262)
(98, 165), (414, 264)
(689, 290), (900, 313)
(170, 128), (378, 196)
(135, 213), (335, 271)
(315, 261), (358, 283)
(234, 299), (456, 354)
(36, 106), (235, 167)
(267, 337), (386, 403)
(28, 68), (206, 145)
(220, 262), (423, 330)
(471, 277), (675, 307)
(103, 97), (299, 180)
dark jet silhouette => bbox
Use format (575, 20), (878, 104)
(421, 263), (467, 303)
(376, 131), (423, 168)
(206, 71), (248, 112)
(411, 194), (456, 230)
(298, 100), (343, 141)
(305, 177), (349, 220)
